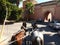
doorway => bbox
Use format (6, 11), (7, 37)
(44, 11), (52, 22)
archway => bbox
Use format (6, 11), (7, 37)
(44, 11), (52, 22)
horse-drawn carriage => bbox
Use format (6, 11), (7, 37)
(9, 22), (44, 45)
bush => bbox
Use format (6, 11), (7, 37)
(15, 8), (23, 21)
(8, 7), (23, 22)
(16, 15), (23, 22)
(0, 0), (6, 23)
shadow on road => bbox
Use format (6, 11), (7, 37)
(38, 26), (55, 32)
(44, 34), (60, 45)
(0, 22), (14, 25)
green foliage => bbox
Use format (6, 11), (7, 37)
(8, 7), (23, 21)
(16, 8), (23, 21)
(58, 0), (60, 2)
(0, 0), (6, 22)
(25, 2), (34, 14)
(7, 0), (22, 6)
(7, 0), (22, 4)
(7, 0), (17, 4)
(0, 0), (23, 23)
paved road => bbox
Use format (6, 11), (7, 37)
(0, 22), (60, 45)
(0, 22), (31, 45)
(37, 23), (60, 45)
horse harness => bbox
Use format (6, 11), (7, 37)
(25, 28), (40, 45)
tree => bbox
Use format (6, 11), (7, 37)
(0, 0), (23, 23)
(25, 2), (34, 15)
(7, 0), (22, 7)
(0, 0), (6, 23)
(0, 0), (23, 39)
(7, 6), (23, 21)
(24, 2), (34, 20)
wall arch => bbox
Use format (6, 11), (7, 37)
(44, 11), (52, 22)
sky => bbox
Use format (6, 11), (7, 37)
(19, 0), (52, 8)
(37, 0), (52, 3)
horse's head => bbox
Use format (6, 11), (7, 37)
(32, 22), (37, 29)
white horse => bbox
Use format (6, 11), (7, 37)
(31, 29), (44, 45)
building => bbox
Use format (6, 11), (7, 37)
(23, 0), (60, 22)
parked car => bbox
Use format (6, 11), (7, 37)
(48, 20), (60, 30)
(36, 19), (43, 24)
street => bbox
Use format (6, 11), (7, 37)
(0, 22), (60, 45)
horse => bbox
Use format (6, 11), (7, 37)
(9, 27), (26, 45)
(9, 22), (44, 45)
(31, 29), (44, 45)
(31, 22), (44, 45)
(9, 21), (27, 45)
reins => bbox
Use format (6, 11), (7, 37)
(9, 28), (34, 45)
(8, 31), (29, 45)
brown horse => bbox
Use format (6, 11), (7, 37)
(10, 21), (27, 45)
(10, 28), (26, 45)
(16, 29), (25, 45)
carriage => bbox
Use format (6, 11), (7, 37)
(9, 22), (44, 45)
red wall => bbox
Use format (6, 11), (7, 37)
(54, 3), (60, 20)
(23, 1), (60, 21)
